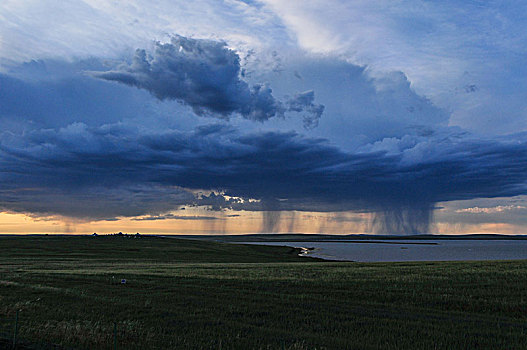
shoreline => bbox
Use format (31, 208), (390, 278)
(296, 246), (314, 257)
(293, 246), (347, 261)
(243, 240), (527, 263)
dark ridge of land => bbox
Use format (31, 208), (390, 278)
(0, 235), (526, 350)
(173, 233), (527, 243)
(0, 235), (315, 263)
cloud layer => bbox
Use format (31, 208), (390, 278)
(1, 118), (527, 232)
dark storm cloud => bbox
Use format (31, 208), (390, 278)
(1, 121), (527, 232)
(0, 185), (194, 221)
(93, 35), (324, 126)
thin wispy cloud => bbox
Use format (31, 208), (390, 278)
(456, 206), (527, 214)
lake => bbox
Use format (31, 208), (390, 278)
(239, 240), (527, 262)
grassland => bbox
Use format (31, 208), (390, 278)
(0, 235), (526, 349)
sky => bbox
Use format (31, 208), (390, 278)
(1, 0), (527, 235)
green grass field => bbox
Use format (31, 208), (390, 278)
(0, 235), (526, 349)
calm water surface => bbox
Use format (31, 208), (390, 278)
(240, 240), (527, 262)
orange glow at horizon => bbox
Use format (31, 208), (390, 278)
(0, 210), (525, 235)
(0, 210), (367, 235)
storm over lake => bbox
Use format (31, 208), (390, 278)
(241, 240), (527, 262)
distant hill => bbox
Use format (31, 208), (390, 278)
(173, 233), (527, 242)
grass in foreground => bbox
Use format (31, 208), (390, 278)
(0, 235), (526, 349)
